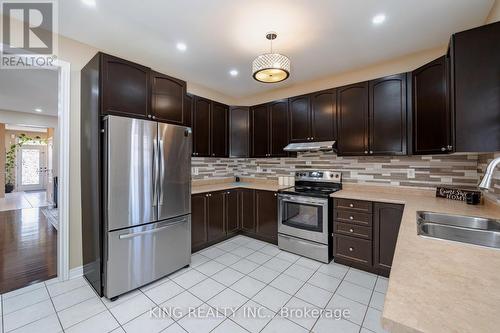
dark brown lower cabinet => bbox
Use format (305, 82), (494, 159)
(191, 193), (208, 251)
(239, 189), (255, 233)
(255, 190), (278, 243)
(226, 190), (239, 235)
(207, 192), (225, 242)
(191, 188), (277, 252)
(333, 198), (403, 277)
(373, 203), (403, 276)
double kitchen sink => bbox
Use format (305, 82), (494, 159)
(417, 211), (500, 249)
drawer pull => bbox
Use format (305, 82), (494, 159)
(349, 229), (354, 233)
(349, 203), (354, 208)
(349, 216), (354, 220)
(349, 247), (354, 252)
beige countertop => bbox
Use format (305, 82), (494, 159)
(331, 184), (500, 333)
(191, 177), (291, 194)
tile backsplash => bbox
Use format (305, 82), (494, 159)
(193, 152), (490, 187)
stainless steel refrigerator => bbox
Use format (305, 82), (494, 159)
(102, 115), (191, 299)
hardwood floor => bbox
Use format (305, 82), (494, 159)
(0, 208), (57, 293)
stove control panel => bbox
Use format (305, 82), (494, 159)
(294, 170), (342, 183)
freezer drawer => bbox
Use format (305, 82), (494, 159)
(105, 215), (191, 298)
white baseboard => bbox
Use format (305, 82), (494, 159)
(69, 266), (83, 279)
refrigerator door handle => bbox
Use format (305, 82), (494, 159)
(152, 138), (158, 207)
(118, 218), (187, 240)
(159, 138), (165, 205)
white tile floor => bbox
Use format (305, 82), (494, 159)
(0, 235), (389, 333)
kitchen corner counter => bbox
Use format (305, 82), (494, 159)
(191, 178), (291, 194)
(331, 184), (500, 333)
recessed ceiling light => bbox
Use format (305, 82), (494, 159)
(229, 69), (238, 77)
(372, 14), (386, 25)
(176, 42), (187, 52)
(81, 0), (96, 7)
(34, 108), (43, 112)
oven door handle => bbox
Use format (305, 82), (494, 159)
(279, 197), (328, 206)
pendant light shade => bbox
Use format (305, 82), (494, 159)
(252, 32), (290, 83)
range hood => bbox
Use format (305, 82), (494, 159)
(283, 141), (336, 152)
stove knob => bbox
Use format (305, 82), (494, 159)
(295, 172), (300, 176)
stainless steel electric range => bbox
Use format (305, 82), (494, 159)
(277, 171), (342, 263)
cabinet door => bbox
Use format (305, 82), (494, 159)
(337, 82), (369, 155)
(207, 192), (226, 242)
(369, 74), (407, 155)
(191, 193), (208, 251)
(269, 100), (289, 157)
(453, 22), (500, 152)
(255, 190), (278, 243)
(239, 189), (255, 233)
(310, 89), (337, 142)
(151, 71), (186, 125)
(250, 104), (270, 157)
(226, 190), (239, 235)
(211, 102), (229, 157)
(192, 97), (211, 157)
(101, 53), (150, 118)
(373, 203), (403, 277)
(289, 95), (311, 142)
(184, 94), (193, 128)
(412, 56), (451, 154)
(229, 106), (250, 158)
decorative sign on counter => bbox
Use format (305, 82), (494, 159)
(436, 187), (481, 204)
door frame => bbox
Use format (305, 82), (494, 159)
(53, 59), (71, 281)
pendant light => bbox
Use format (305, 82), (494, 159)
(252, 32), (290, 83)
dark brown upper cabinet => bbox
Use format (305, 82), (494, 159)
(289, 91), (337, 143)
(211, 102), (229, 157)
(369, 74), (407, 155)
(250, 100), (288, 158)
(192, 97), (229, 158)
(184, 93), (193, 128)
(229, 106), (250, 158)
(101, 53), (150, 118)
(150, 71), (186, 125)
(337, 82), (369, 155)
(311, 89), (337, 142)
(289, 95), (311, 142)
(269, 100), (289, 157)
(451, 21), (500, 152)
(412, 56), (451, 155)
(192, 96), (211, 157)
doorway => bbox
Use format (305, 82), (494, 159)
(0, 61), (70, 293)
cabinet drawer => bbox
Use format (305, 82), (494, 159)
(335, 210), (372, 227)
(334, 235), (372, 266)
(335, 222), (372, 240)
(334, 199), (372, 213)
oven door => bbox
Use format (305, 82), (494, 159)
(278, 194), (329, 244)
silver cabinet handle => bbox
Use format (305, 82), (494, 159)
(447, 145), (453, 151)
(119, 219), (187, 239)
(349, 229), (354, 233)
(274, 193), (277, 197)
(148, 115), (152, 119)
(441, 147), (446, 151)
(364, 151), (368, 154)
(205, 194), (209, 197)
(349, 216), (354, 220)
(349, 247), (354, 252)
(369, 151), (373, 154)
(152, 115), (156, 120)
(349, 203), (354, 208)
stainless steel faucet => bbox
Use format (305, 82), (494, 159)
(478, 156), (500, 190)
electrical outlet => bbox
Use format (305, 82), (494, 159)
(407, 169), (415, 179)
(256, 166), (261, 173)
(193, 167), (199, 175)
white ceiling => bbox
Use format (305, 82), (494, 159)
(0, 69), (58, 116)
(59, 0), (494, 99)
